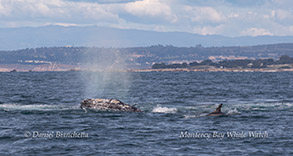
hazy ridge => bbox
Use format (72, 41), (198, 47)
(2, 25), (293, 50)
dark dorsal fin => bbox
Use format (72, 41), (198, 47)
(215, 104), (223, 112)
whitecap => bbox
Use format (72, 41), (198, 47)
(183, 115), (198, 119)
(227, 108), (241, 115)
(183, 114), (208, 118)
(152, 105), (177, 113)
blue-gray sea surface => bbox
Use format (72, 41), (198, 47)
(0, 71), (292, 156)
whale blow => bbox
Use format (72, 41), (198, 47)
(80, 99), (142, 112)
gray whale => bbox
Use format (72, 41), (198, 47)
(80, 99), (142, 112)
(207, 104), (225, 116)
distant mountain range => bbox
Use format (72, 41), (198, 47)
(2, 25), (293, 50)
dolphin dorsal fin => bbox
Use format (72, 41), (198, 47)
(215, 104), (223, 112)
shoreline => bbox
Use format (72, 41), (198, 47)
(2, 68), (293, 73)
(1, 63), (293, 73)
(129, 68), (293, 72)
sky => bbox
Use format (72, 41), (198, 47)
(0, 0), (293, 37)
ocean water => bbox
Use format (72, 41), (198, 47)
(0, 71), (292, 156)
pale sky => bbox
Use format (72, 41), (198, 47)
(0, 0), (293, 37)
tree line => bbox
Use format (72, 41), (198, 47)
(152, 55), (293, 69)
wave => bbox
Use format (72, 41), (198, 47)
(182, 102), (293, 118)
(152, 105), (177, 113)
(185, 102), (293, 111)
(183, 113), (208, 119)
(183, 108), (240, 118)
(231, 102), (293, 111)
(0, 104), (80, 111)
(1, 102), (292, 114)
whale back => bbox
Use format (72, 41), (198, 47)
(80, 99), (141, 112)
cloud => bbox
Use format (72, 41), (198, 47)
(0, 0), (293, 37)
(0, 1), (11, 16)
(184, 6), (225, 23)
(66, 0), (137, 4)
(272, 9), (292, 22)
(125, 0), (168, 16)
(242, 28), (273, 36)
(71, 2), (119, 21)
(290, 26), (293, 33)
(124, 0), (177, 23)
(0, 0), (121, 26)
(192, 25), (224, 35)
(224, 0), (267, 7)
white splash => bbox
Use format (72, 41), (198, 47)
(152, 105), (177, 113)
(227, 108), (241, 115)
